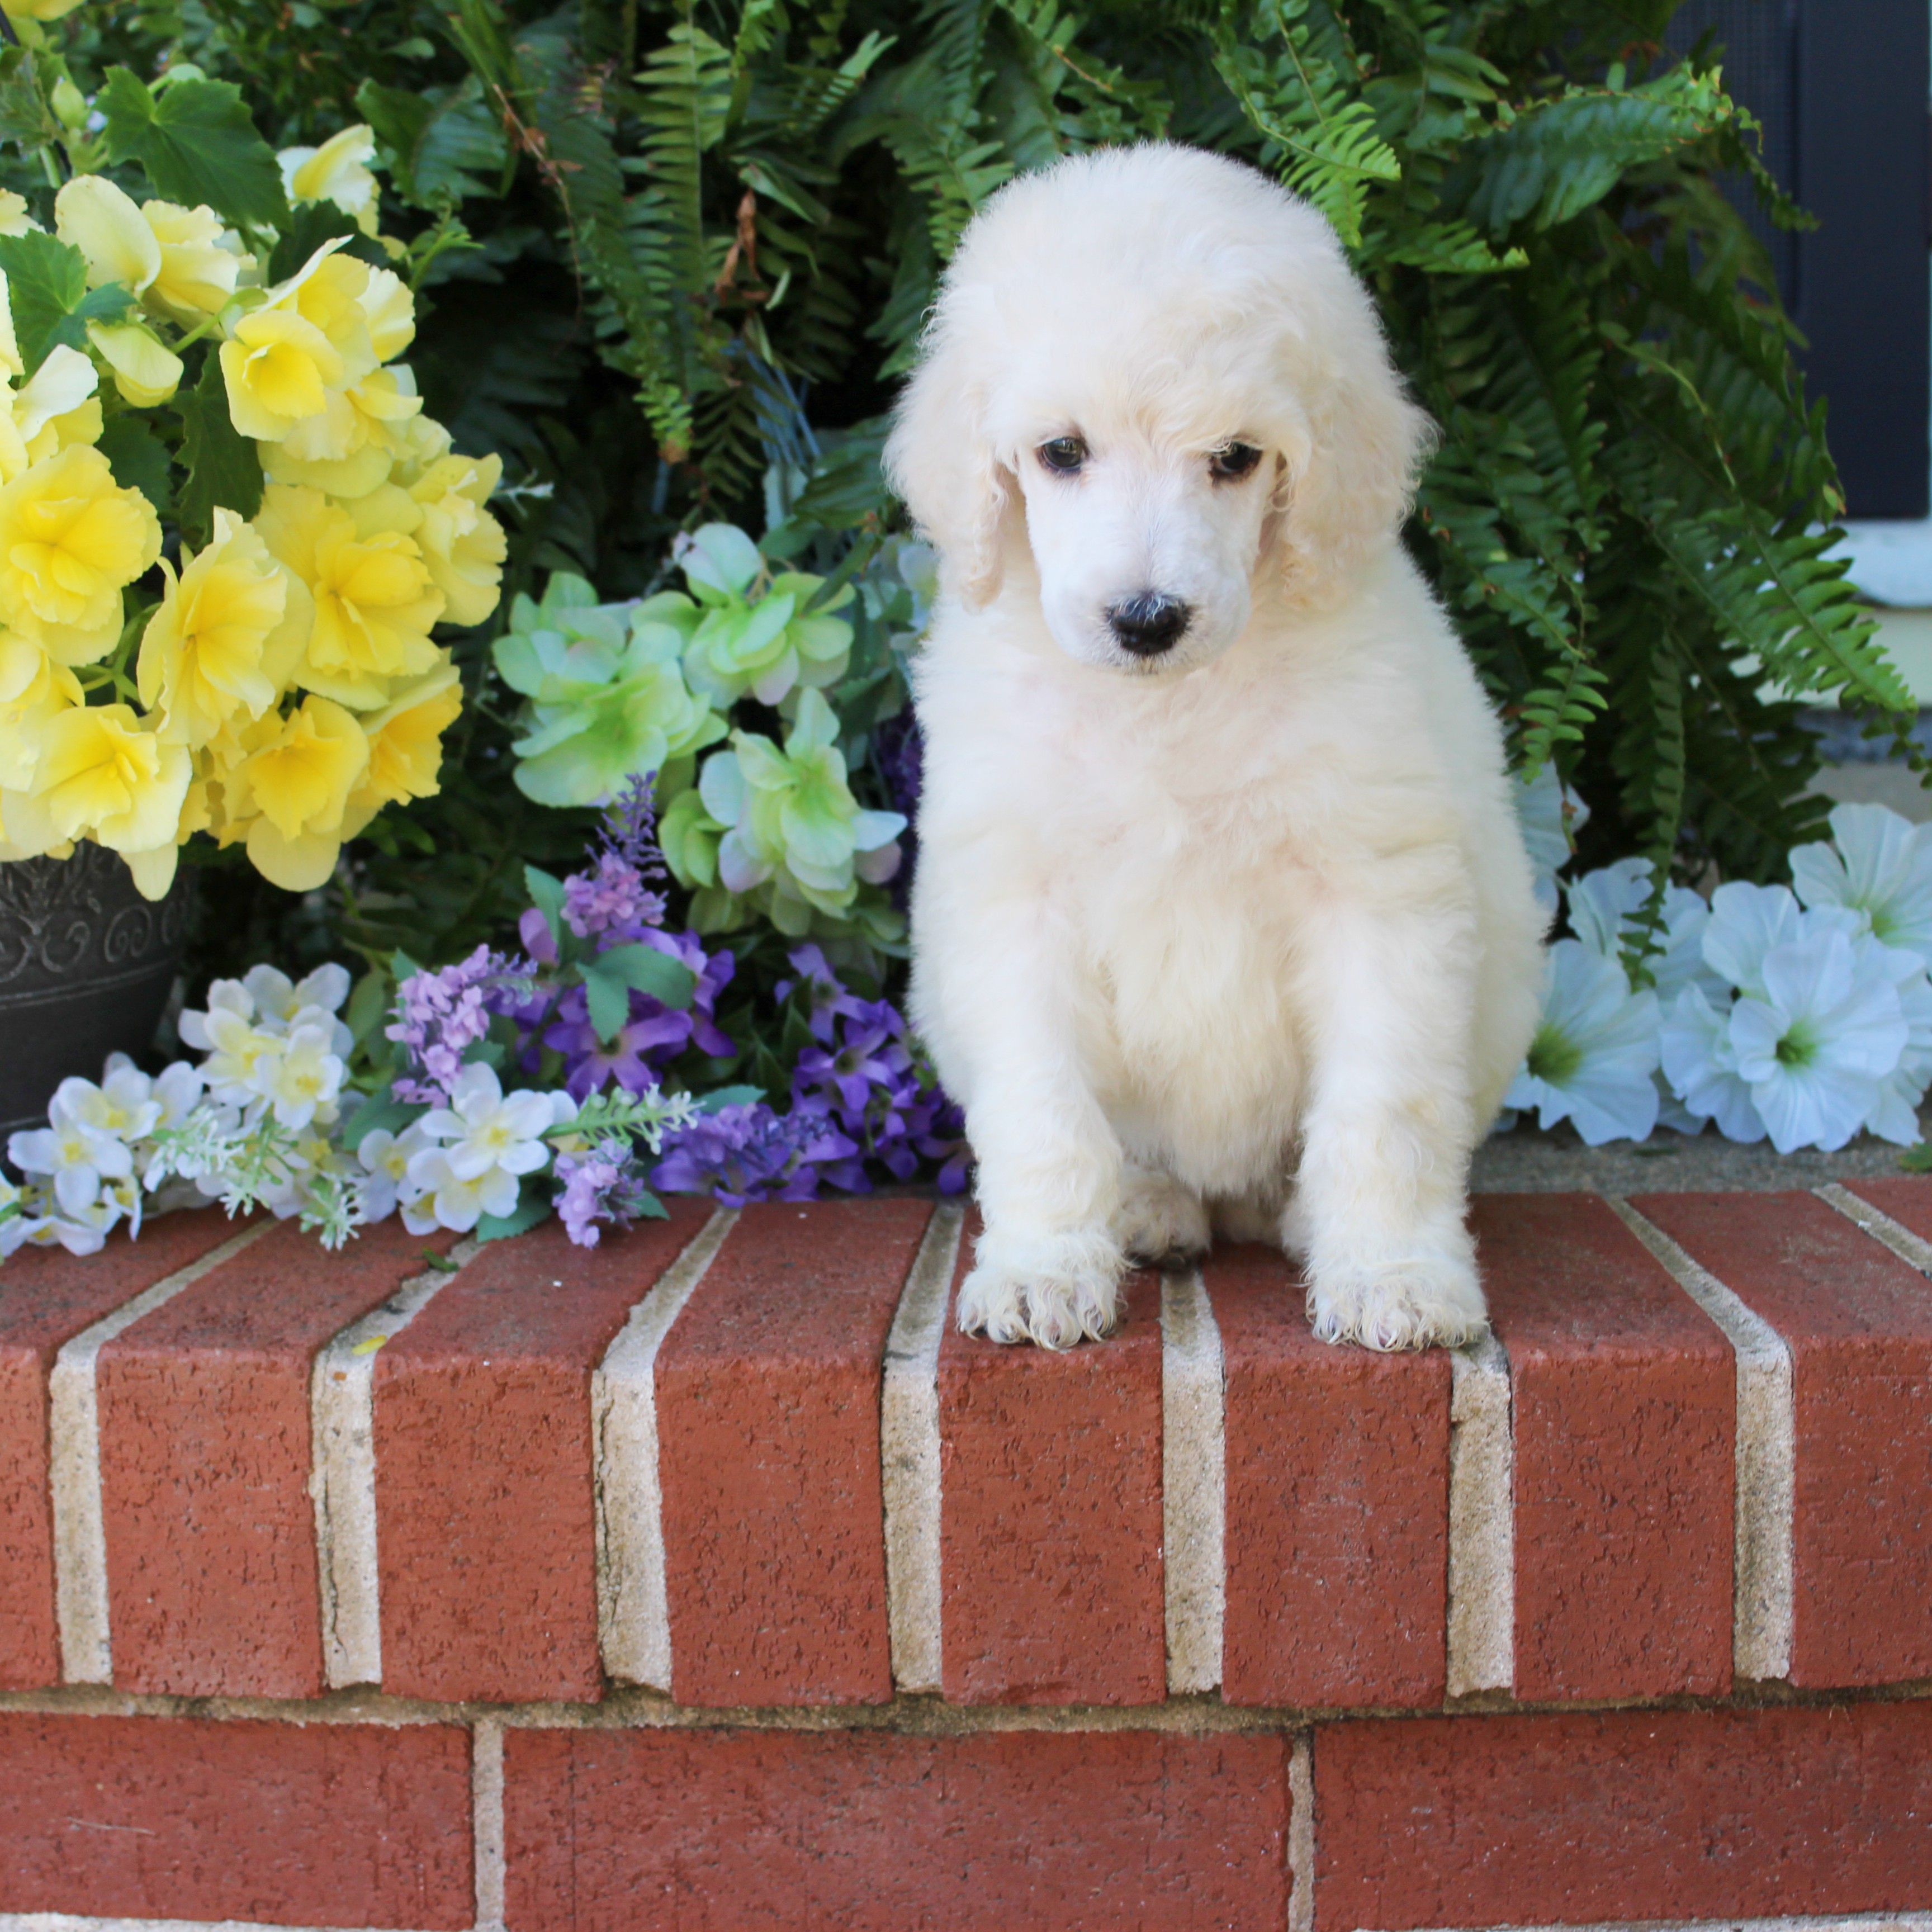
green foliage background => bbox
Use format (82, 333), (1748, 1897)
(54, 0), (1910, 970)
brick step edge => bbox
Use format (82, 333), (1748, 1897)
(3, 1181), (1932, 1710)
(4, 1696), (1932, 1930)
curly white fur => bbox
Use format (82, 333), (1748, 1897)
(886, 145), (1547, 1351)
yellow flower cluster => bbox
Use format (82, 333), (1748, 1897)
(0, 146), (505, 900)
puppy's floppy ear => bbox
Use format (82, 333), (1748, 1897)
(884, 315), (1011, 609)
(1268, 273), (1436, 611)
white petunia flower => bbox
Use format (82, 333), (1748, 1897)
(1862, 946), (1932, 1145)
(417, 1063), (554, 1184)
(1513, 764), (1590, 919)
(1729, 929), (1909, 1153)
(1661, 985), (1766, 1143)
(1701, 881), (1805, 999)
(1791, 802), (1932, 969)
(1567, 858), (1726, 1005)
(1505, 939), (1661, 1144)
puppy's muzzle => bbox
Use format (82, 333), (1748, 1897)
(1107, 591), (1192, 657)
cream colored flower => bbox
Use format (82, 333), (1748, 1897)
(86, 320), (183, 406)
(0, 633), (82, 790)
(0, 191), (43, 239)
(138, 509), (312, 746)
(227, 694), (370, 891)
(140, 201), (244, 319)
(55, 176), (161, 295)
(279, 126), (380, 235)
(341, 659), (462, 835)
(0, 443), (162, 664)
(409, 451), (505, 628)
(256, 483), (443, 708)
(30, 702), (191, 856)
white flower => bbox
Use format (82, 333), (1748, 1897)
(1504, 939), (1661, 1144)
(357, 1121), (434, 1224)
(0, 1171), (26, 1259)
(1513, 764), (1590, 919)
(179, 976), (257, 1048)
(253, 1018), (345, 1130)
(151, 1060), (206, 1130)
(1568, 857), (1727, 1006)
(244, 961), (352, 1024)
(401, 1147), (518, 1234)
(1866, 960), (1932, 1145)
(9, 1090), (135, 1218)
(187, 1002), (287, 1106)
(63, 1058), (164, 1143)
(1661, 986), (1765, 1143)
(1701, 882), (1810, 999)
(418, 1063), (554, 1183)
(14, 1205), (111, 1257)
(1791, 802), (1932, 969)
(1729, 929), (1909, 1153)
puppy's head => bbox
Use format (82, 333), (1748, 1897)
(885, 144), (1431, 673)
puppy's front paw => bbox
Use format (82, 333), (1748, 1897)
(1111, 1171), (1210, 1269)
(957, 1227), (1124, 1350)
(1306, 1256), (1488, 1352)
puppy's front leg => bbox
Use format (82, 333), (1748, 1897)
(1289, 876), (1488, 1351)
(921, 906), (1126, 1349)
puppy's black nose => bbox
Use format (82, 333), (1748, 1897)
(1106, 591), (1192, 656)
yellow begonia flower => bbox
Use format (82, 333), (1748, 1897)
(255, 484), (444, 708)
(138, 508), (314, 747)
(361, 268), (415, 363)
(0, 634), (82, 790)
(141, 201), (244, 319)
(1, 0), (86, 20)
(259, 437), (392, 501)
(342, 659), (463, 836)
(229, 695), (368, 891)
(0, 782), (65, 860)
(31, 703), (191, 857)
(0, 443), (162, 664)
(220, 307), (345, 442)
(278, 126), (381, 237)
(55, 176), (162, 295)
(87, 320), (183, 406)
(0, 191), (43, 240)
(410, 452), (506, 629)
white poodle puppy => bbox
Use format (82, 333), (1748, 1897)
(885, 144), (1547, 1352)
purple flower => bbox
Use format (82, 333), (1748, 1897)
(776, 943), (870, 1044)
(564, 851), (668, 941)
(651, 1102), (856, 1208)
(387, 946), (532, 1104)
(554, 1139), (654, 1247)
(545, 984), (694, 1101)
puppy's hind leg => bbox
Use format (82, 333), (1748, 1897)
(1111, 1164), (1211, 1270)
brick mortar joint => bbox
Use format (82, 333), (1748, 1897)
(6, 1680), (1930, 1731)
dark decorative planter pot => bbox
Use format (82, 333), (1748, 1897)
(0, 847), (191, 1138)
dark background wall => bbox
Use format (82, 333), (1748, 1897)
(1669, 0), (1930, 518)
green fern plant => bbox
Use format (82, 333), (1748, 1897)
(98, 0), (1914, 961)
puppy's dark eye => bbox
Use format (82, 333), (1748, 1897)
(1038, 435), (1088, 475)
(1209, 441), (1263, 482)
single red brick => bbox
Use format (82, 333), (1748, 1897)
(0, 1209), (242, 1691)
(939, 1223), (1166, 1705)
(1315, 1701), (1932, 1928)
(0, 1710), (472, 1928)
(1211, 1242), (1450, 1708)
(658, 1197), (932, 1706)
(1844, 1174), (1932, 1247)
(504, 1724), (1287, 1931)
(1637, 1188), (1932, 1687)
(375, 1201), (711, 1702)
(1474, 1194), (1734, 1701)
(96, 1216), (455, 1698)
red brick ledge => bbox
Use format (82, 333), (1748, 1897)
(3, 1181), (1932, 1926)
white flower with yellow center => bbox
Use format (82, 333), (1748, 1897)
(253, 1017), (345, 1131)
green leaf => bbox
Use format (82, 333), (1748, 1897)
(267, 200), (389, 282)
(524, 864), (567, 946)
(172, 348), (262, 550)
(0, 232), (129, 371)
(697, 1083), (764, 1112)
(98, 68), (289, 229)
(1901, 1142), (1932, 1175)
(596, 942), (698, 1007)
(475, 1178), (555, 1243)
(338, 1088), (427, 1149)
(96, 413), (174, 517)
